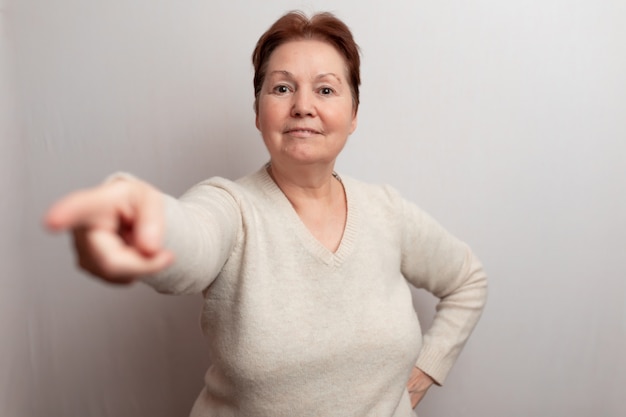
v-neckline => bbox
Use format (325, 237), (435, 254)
(257, 167), (359, 266)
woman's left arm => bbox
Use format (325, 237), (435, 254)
(398, 194), (488, 387)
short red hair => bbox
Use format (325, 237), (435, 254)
(252, 11), (361, 113)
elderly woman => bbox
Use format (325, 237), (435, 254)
(46, 11), (487, 417)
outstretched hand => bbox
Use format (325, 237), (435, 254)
(44, 175), (173, 284)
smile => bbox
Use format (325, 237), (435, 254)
(284, 128), (322, 138)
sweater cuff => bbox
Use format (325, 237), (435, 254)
(140, 193), (187, 294)
(414, 344), (454, 386)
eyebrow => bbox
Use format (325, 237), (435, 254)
(268, 70), (343, 84)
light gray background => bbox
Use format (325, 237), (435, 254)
(2, 0), (625, 416)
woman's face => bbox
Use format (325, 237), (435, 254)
(255, 39), (357, 169)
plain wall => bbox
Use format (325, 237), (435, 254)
(1, 0), (29, 414)
(2, 0), (625, 416)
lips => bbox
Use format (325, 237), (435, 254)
(284, 127), (322, 137)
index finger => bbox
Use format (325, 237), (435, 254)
(44, 184), (126, 232)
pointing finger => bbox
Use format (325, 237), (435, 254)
(44, 185), (127, 232)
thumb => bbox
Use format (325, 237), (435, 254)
(131, 184), (167, 255)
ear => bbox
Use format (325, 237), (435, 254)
(349, 111), (358, 134)
(255, 112), (260, 131)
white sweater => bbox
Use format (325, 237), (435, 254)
(144, 167), (487, 417)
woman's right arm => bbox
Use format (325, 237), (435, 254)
(144, 179), (241, 294)
(45, 174), (240, 294)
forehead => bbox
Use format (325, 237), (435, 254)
(266, 39), (348, 78)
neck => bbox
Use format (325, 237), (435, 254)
(266, 160), (347, 252)
(266, 161), (342, 206)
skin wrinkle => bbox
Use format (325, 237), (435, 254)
(256, 40), (356, 176)
(268, 70), (344, 84)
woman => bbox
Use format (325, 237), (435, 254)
(46, 11), (487, 417)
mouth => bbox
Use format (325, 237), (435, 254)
(284, 127), (322, 138)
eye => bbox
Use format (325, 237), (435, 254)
(272, 84), (291, 94)
(319, 87), (334, 96)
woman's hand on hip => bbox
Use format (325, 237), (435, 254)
(407, 366), (434, 409)
(44, 175), (173, 284)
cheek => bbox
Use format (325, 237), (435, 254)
(257, 112), (272, 132)
(257, 99), (281, 126)
(256, 108), (282, 139)
(335, 106), (357, 132)
(255, 105), (269, 132)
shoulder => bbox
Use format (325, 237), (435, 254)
(340, 174), (438, 233)
(177, 166), (282, 217)
(180, 167), (264, 201)
(340, 174), (407, 209)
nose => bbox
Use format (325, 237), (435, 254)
(291, 89), (316, 117)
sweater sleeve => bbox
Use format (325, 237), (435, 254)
(398, 194), (488, 385)
(142, 178), (241, 295)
